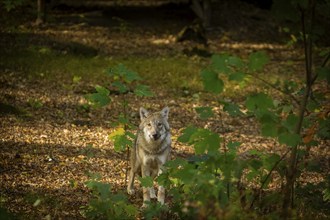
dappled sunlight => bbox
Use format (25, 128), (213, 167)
(1, 0), (330, 218)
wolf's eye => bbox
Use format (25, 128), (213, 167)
(147, 123), (151, 127)
(157, 123), (163, 127)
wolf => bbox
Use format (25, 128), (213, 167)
(127, 106), (171, 207)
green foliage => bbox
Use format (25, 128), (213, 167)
(323, 189), (330, 202)
(272, 0), (330, 45)
(245, 93), (274, 111)
(2, 0), (26, 11)
(139, 176), (154, 188)
(201, 52), (268, 95)
(142, 202), (169, 220)
(27, 98), (43, 109)
(248, 51), (269, 72)
(171, 43), (329, 218)
(316, 66), (330, 84)
(201, 69), (224, 93)
(85, 64), (153, 153)
(108, 126), (135, 152)
(0, 207), (16, 220)
(134, 84), (154, 97)
(157, 138), (258, 218)
(85, 64), (153, 108)
(317, 117), (330, 139)
(85, 85), (111, 108)
(195, 106), (214, 120)
(83, 180), (137, 220)
(221, 101), (244, 117)
(107, 64), (141, 83)
(179, 126), (221, 155)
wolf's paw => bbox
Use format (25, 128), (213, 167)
(141, 203), (148, 209)
(141, 201), (150, 209)
(127, 188), (135, 195)
(150, 188), (156, 199)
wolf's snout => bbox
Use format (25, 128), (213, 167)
(152, 133), (161, 140)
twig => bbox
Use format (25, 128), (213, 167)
(249, 149), (290, 209)
(311, 52), (330, 84)
(245, 72), (301, 106)
(219, 110), (230, 199)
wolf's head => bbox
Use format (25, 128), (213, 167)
(139, 107), (170, 142)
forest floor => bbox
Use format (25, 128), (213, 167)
(0, 1), (329, 219)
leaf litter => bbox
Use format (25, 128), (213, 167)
(1, 1), (330, 219)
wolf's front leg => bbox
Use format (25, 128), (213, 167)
(157, 167), (165, 204)
(157, 185), (165, 204)
(127, 168), (135, 195)
(141, 165), (151, 207)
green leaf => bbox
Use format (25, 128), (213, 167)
(261, 123), (278, 137)
(248, 51), (269, 72)
(245, 93), (274, 111)
(316, 67), (330, 83)
(85, 85), (111, 108)
(228, 56), (244, 68)
(108, 64), (141, 83)
(228, 72), (246, 82)
(139, 176), (154, 188)
(222, 101), (244, 117)
(249, 159), (263, 170)
(109, 127), (125, 139)
(211, 54), (231, 74)
(165, 158), (188, 169)
(133, 84), (154, 97)
(125, 204), (138, 216)
(195, 107), (214, 120)
(95, 85), (110, 95)
(278, 132), (301, 147)
(112, 81), (128, 93)
(73, 75), (82, 84)
(282, 113), (298, 133)
(227, 141), (240, 155)
(178, 126), (198, 143)
(123, 69), (142, 83)
(172, 164), (196, 184)
(201, 69), (224, 93)
(323, 189), (330, 202)
(190, 129), (221, 154)
(318, 117), (330, 139)
(263, 153), (281, 171)
(111, 133), (133, 152)
(258, 109), (279, 124)
(86, 181), (111, 200)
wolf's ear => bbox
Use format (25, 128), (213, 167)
(160, 106), (169, 119)
(140, 107), (149, 121)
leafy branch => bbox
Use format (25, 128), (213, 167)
(245, 72), (301, 106)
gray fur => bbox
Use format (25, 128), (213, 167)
(127, 107), (171, 207)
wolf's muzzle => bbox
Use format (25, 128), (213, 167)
(152, 133), (161, 140)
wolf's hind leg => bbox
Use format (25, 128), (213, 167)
(141, 165), (151, 207)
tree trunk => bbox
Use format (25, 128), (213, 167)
(36, 0), (45, 25)
(191, 0), (212, 28)
(281, 1), (316, 218)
